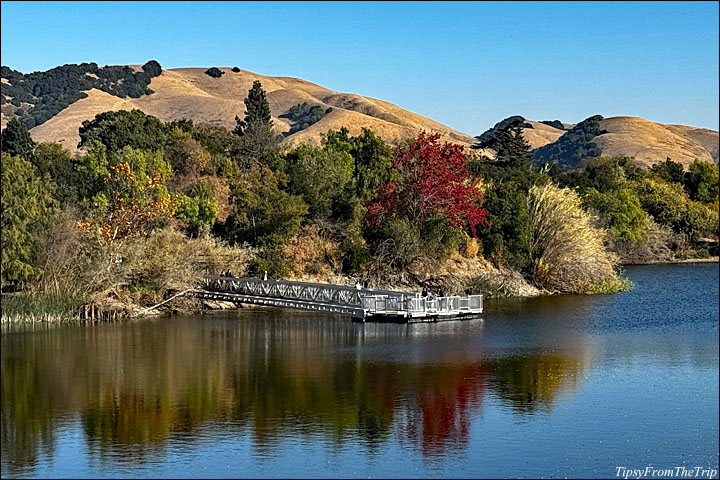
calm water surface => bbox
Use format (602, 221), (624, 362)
(2, 263), (718, 478)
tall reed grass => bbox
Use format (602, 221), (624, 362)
(1, 293), (81, 323)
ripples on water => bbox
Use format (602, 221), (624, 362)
(2, 264), (718, 478)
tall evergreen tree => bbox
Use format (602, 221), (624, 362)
(234, 80), (273, 135)
(468, 126), (544, 269)
(233, 80), (279, 166)
(494, 127), (532, 168)
(1, 152), (57, 288)
(1, 118), (35, 159)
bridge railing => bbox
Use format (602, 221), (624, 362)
(203, 276), (410, 308)
(202, 276), (482, 316)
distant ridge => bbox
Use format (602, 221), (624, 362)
(476, 115), (718, 168)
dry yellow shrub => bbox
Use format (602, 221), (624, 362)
(528, 183), (625, 294)
(460, 235), (480, 258)
(123, 227), (250, 301)
(283, 224), (341, 278)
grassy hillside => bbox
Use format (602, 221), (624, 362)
(595, 116), (716, 167)
(2, 65), (475, 151)
(3, 63), (717, 166)
(477, 115), (718, 169)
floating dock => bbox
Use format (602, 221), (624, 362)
(193, 276), (482, 323)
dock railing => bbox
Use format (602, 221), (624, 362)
(357, 292), (482, 317)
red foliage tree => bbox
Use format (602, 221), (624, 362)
(366, 132), (489, 236)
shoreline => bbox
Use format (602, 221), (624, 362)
(621, 256), (718, 266)
(2, 257), (717, 324)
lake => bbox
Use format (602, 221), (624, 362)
(2, 263), (718, 478)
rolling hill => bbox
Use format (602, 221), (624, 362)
(1, 65), (475, 153)
(2, 62), (717, 169)
(479, 115), (719, 168)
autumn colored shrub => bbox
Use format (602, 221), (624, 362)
(367, 132), (488, 236)
(33, 211), (115, 299)
(123, 227), (251, 304)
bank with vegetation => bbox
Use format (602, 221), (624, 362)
(2, 80), (718, 322)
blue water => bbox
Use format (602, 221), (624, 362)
(2, 263), (718, 478)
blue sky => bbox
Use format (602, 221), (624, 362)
(1, 1), (718, 134)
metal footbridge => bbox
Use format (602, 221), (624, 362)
(194, 276), (483, 322)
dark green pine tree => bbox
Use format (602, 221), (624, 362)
(232, 80), (280, 166)
(494, 127), (532, 168)
(234, 80), (273, 135)
(1, 118), (36, 159)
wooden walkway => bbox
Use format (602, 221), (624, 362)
(193, 276), (483, 323)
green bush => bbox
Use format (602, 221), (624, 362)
(248, 241), (291, 278)
(555, 156), (641, 194)
(634, 177), (716, 240)
(685, 159), (719, 204)
(366, 217), (422, 268)
(174, 181), (218, 233)
(78, 109), (168, 156)
(283, 102), (332, 134)
(420, 216), (464, 261)
(1, 118), (35, 158)
(225, 165), (308, 246)
(341, 236), (371, 275)
(284, 143), (354, 219)
(583, 187), (649, 243)
(31, 142), (82, 207)
(650, 158), (685, 185)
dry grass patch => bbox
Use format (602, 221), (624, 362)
(528, 183), (630, 294)
(283, 225), (342, 280)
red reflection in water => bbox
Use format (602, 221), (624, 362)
(397, 364), (487, 457)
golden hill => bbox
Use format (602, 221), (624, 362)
(25, 67), (476, 152)
(595, 117), (717, 167)
(5, 65), (717, 168)
(520, 121), (567, 149)
(516, 117), (718, 168)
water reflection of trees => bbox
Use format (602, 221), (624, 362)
(488, 355), (584, 415)
(1, 315), (588, 474)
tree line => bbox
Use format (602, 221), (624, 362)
(1, 60), (162, 128)
(2, 79), (718, 316)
